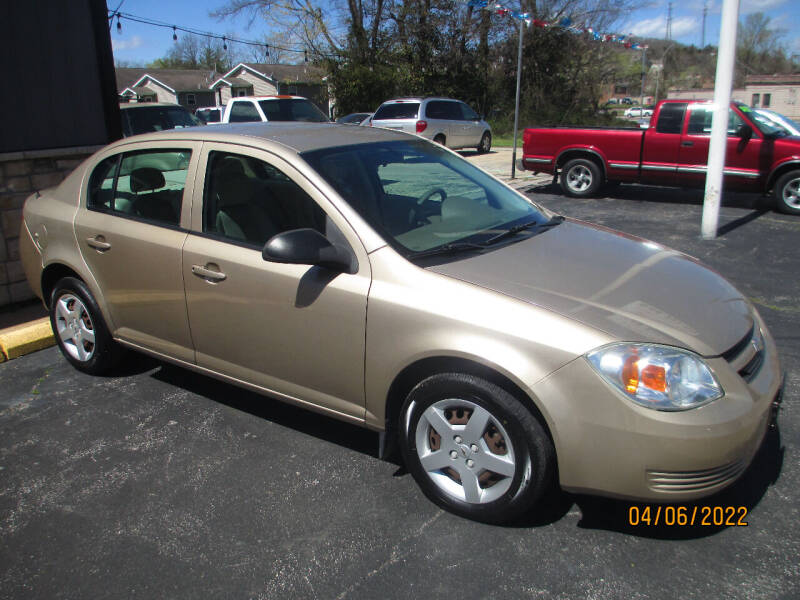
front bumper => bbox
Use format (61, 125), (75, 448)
(530, 321), (783, 502)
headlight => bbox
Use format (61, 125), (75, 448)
(586, 343), (723, 411)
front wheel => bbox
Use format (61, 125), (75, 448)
(399, 373), (554, 523)
(50, 277), (121, 375)
(477, 132), (492, 154)
(774, 170), (800, 215)
(560, 158), (602, 198)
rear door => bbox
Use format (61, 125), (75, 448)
(640, 102), (687, 184)
(75, 143), (201, 362)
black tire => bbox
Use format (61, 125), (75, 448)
(477, 131), (492, 154)
(560, 158), (602, 198)
(774, 169), (800, 215)
(398, 373), (555, 524)
(433, 134), (446, 146)
(50, 277), (121, 375)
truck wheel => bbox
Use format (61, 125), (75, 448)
(560, 158), (601, 198)
(774, 170), (800, 215)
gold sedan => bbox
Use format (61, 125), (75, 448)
(21, 123), (783, 523)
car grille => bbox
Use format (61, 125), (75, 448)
(721, 325), (764, 383)
(646, 460), (747, 493)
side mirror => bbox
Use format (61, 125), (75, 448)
(738, 124), (753, 141)
(262, 228), (356, 274)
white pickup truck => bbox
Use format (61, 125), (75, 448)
(222, 96), (331, 123)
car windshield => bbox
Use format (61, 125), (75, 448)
(373, 103), (421, 120)
(737, 105), (787, 137)
(302, 140), (546, 257)
(122, 106), (201, 136)
(258, 98), (330, 122)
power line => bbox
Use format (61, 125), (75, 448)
(108, 10), (343, 60)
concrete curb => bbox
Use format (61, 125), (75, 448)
(0, 317), (55, 363)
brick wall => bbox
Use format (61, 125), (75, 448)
(0, 146), (100, 307)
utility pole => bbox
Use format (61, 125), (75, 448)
(511, 19), (524, 179)
(701, 0), (740, 239)
(702, 2), (708, 47)
(640, 47), (647, 108)
(666, 2), (673, 41)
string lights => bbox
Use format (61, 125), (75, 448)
(107, 10), (328, 61)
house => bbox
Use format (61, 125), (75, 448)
(210, 63), (329, 114)
(732, 74), (800, 119)
(115, 63), (331, 115)
(116, 68), (218, 109)
(667, 74), (800, 119)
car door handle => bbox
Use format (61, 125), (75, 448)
(86, 236), (111, 251)
(191, 264), (227, 282)
(681, 141), (694, 147)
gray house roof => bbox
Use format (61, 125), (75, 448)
(234, 63), (326, 83)
(132, 69), (219, 93)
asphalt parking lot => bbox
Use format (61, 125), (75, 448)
(1, 178), (798, 599)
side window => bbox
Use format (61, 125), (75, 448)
(229, 101), (261, 122)
(425, 101), (448, 120)
(656, 103), (687, 134)
(687, 106), (713, 135)
(460, 103), (479, 120)
(110, 150), (190, 226)
(203, 151), (327, 247)
(88, 155), (120, 210)
(687, 106), (745, 136)
(443, 102), (462, 120)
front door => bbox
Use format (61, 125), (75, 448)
(678, 104), (764, 191)
(75, 144), (200, 362)
(182, 144), (371, 419)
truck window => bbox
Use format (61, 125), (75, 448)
(655, 103), (687, 134)
(687, 105), (745, 136)
(229, 101), (261, 122)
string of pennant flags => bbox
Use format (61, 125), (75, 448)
(465, 0), (647, 50)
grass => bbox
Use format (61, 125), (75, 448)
(491, 132), (523, 148)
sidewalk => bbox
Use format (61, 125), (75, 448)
(0, 149), (548, 363)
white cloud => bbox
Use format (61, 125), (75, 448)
(741, 0), (787, 11)
(112, 35), (144, 52)
(627, 16), (699, 39)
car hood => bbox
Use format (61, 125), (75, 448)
(426, 220), (752, 356)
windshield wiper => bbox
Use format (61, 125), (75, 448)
(484, 214), (564, 246)
(410, 241), (488, 259)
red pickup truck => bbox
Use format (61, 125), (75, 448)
(519, 99), (800, 215)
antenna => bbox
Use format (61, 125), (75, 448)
(702, 2), (708, 47)
(666, 2), (673, 41)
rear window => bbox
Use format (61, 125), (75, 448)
(121, 106), (200, 137)
(655, 103), (687, 134)
(374, 102), (421, 120)
(258, 98), (330, 122)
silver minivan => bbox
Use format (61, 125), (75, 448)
(370, 97), (492, 153)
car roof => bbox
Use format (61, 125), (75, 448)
(119, 103), (185, 110)
(104, 122), (414, 154)
(230, 95), (308, 101)
(381, 97), (459, 103)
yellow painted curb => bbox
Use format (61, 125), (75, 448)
(0, 317), (56, 361)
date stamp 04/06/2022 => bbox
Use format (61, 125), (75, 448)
(628, 505), (749, 527)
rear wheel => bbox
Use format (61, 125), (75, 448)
(433, 134), (446, 146)
(399, 373), (554, 523)
(477, 132), (492, 154)
(774, 170), (800, 215)
(560, 158), (602, 198)
(50, 277), (121, 375)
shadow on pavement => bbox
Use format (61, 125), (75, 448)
(150, 362), (378, 458)
(529, 181), (776, 213)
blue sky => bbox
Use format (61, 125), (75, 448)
(109, 0), (800, 65)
